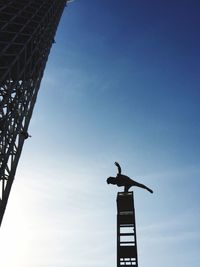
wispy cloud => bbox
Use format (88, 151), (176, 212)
(138, 211), (200, 245)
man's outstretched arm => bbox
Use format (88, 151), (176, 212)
(115, 162), (121, 175)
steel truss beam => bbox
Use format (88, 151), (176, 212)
(0, 0), (66, 226)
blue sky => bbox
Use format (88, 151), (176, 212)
(0, 1), (200, 267)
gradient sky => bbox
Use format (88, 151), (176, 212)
(0, 1), (200, 267)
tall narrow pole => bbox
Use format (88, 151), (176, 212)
(117, 191), (138, 267)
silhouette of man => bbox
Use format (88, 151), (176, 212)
(107, 162), (153, 193)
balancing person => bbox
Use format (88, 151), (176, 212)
(107, 162), (153, 193)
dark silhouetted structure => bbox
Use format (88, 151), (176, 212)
(107, 162), (153, 267)
(107, 162), (153, 193)
(117, 192), (138, 267)
(0, 0), (67, 226)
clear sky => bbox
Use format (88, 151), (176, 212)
(0, 1), (200, 267)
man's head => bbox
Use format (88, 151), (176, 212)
(107, 177), (117, 185)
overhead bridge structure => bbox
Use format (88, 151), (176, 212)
(0, 0), (67, 226)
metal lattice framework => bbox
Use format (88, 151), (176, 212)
(0, 0), (67, 226)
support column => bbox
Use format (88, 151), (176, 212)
(117, 191), (138, 266)
(0, 0), (66, 226)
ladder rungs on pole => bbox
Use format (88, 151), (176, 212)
(120, 233), (134, 236)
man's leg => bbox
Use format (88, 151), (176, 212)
(133, 181), (153, 193)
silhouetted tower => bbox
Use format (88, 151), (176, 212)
(0, 0), (67, 226)
(117, 192), (138, 267)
